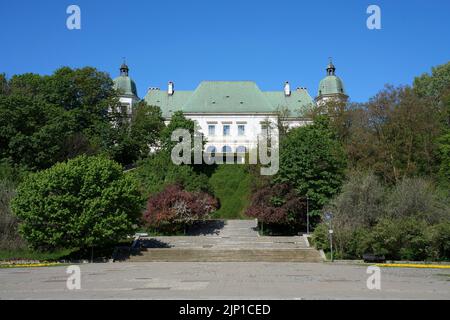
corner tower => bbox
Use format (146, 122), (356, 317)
(315, 59), (348, 106)
(113, 61), (139, 117)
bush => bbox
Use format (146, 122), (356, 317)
(428, 222), (450, 261)
(0, 179), (25, 250)
(315, 172), (450, 261)
(134, 151), (210, 196)
(143, 184), (218, 228)
(327, 170), (385, 228)
(365, 217), (429, 261)
(311, 223), (330, 251)
(11, 155), (142, 251)
(0, 160), (28, 250)
(385, 177), (448, 224)
(246, 184), (305, 226)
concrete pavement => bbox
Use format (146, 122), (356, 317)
(1, 262), (449, 299)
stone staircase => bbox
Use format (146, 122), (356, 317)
(128, 220), (323, 263)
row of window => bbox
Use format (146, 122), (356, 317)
(206, 145), (247, 154)
(208, 124), (246, 137)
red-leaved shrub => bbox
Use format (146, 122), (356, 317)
(246, 184), (305, 225)
(143, 184), (219, 227)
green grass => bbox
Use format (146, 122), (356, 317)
(209, 164), (252, 219)
(0, 248), (75, 261)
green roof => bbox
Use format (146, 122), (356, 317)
(318, 75), (346, 96)
(113, 75), (138, 97)
(144, 81), (314, 118)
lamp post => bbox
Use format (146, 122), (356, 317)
(324, 211), (334, 262)
(306, 195), (310, 235)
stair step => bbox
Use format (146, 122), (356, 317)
(129, 248), (323, 263)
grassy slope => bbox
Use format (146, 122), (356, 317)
(209, 165), (252, 219)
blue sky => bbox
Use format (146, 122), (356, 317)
(0, 0), (449, 102)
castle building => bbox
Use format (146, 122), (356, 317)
(113, 61), (347, 155)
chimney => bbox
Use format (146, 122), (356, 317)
(168, 81), (174, 96)
(284, 81), (291, 96)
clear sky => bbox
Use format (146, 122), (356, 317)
(0, 0), (449, 102)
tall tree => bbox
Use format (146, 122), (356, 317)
(0, 67), (122, 170)
(275, 116), (347, 215)
(105, 101), (164, 166)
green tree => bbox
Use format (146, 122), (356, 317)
(437, 132), (450, 189)
(385, 177), (449, 224)
(11, 155), (142, 251)
(0, 73), (8, 95)
(160, 111), (199, 153)
(133, 151), (210, 196)
(366, 217), (429, 261)
(105, 101), (164, 166)
(428, 222), (450, 261)
(275, 116), (347, 216)
(0, 95), (75, 170)
(0, 67), (122, 170)
(337, 86), (442, 184)
(414, 61), (450, 103)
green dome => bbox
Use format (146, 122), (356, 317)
(318, 75), (346, 96)
(113, 75), (138, 97)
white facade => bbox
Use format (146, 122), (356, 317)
(184, 113), (311, 156)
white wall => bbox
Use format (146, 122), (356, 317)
(184, 113), (310, 153)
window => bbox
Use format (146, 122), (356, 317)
(238, 124), (245, 136)
(236, 146), (247, 154)
(236, 146), (247, 164)
(121, 104), (129, 115)
(223, 124), (230, 136)
(206, 146), (216, 154)
(222, 146), (232, 154)
(208, 125), (216, 136)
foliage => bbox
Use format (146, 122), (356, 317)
(11, 155), (142, 251)
(328, 170), (384, 227)
(246, 183), (305, 225)
(413, 61), (450, 103)
(134, 151), (211, 196)
(311, 223), (330, 251)
(320, 171), (385, 258)
(0, 160), (28, 250)
(337, 86), (442, 184)
(105, 101), (164, 166)
(275, 116), (347, 215)
(160, 111), (198, 153)
(428, 222), (450, 261)
(384, 177), (448, 224)
(365, 217), (430, 261)
(313, 171), (450, 260)
(0, 95), (77, 170)
(142, 184), (218, 227)
(0, 179), (24, 250)
(437, 132), (450, 190)
(209, 164), (252, 219)
(0, 248), (75, 261)
(0, 67), (120, 170)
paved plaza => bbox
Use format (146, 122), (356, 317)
(1, 262), (449, 299)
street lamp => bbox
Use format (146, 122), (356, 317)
(324, 211), (334, 262)
(306, 195), (310, 235)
